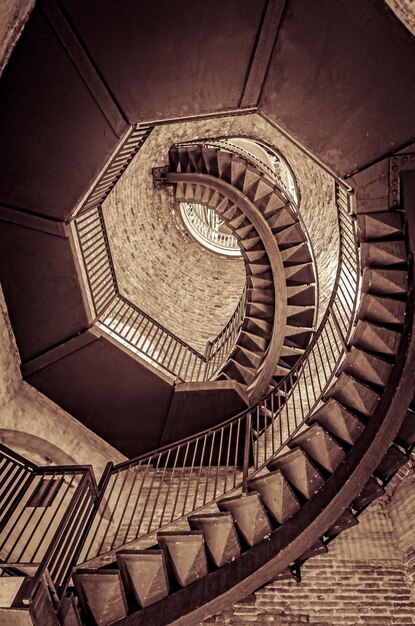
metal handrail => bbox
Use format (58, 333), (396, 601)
(0, 447), (98, 609)
(78, 182), (359, 562)
(74, 207), (248, 382)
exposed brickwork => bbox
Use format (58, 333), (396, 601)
(104, 113), (339, 352)
(0, 0), (35, 76)
(385, 0), (415, 37)
(203, 503), (415, 626)
(387, 463), (415, 588)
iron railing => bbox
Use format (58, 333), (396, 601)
(74, 206), (247, 382)
(0, 444), (98, 609)
(76, 182), (358, 562)
(179, 201), (241, 256)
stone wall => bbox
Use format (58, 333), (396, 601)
(388, 462), (415, 587)
(0, 0), (34, 76)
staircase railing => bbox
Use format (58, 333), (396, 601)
(76, 182), (358, 562)
(0, 444), (99, 609)
(74, 206), (248, 382)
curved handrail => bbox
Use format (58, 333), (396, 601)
(78, 181), (359, 562)
(174, 138), (320, 330)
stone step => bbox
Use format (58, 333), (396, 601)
(230, 156), (247, 188)
(225, 359), (256, 386)
(238, 330), (268, 352)
(201, 147), (219, 176)
(218, 492), (272, 547)
(116, 550), (169, 609)
(243, 316), (272, 337)
(216, 150), (233, 180)
(246, 301), (274, 320)
(286, 305), (315, 328)
(188, 512), (241, 567)
(266, 207), (296, 232)
(73, 569), (127, 626)
(308, 399), (365, 445)
(248, 469), (301, 524)
(274, 222), (306, 246)
(268, 448), (325, 500)
(284, 325), (313, 350)
(157, 531), (208, 588)
(235, 346), (263, 369)
(246, 287), (274, 304)
(288, 424), (346, 473)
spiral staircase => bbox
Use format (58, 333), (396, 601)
(1, 2), (415, 626)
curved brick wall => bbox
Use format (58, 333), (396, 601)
(104, 113), (339, 351)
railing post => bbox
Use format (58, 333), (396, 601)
(242, 413), (252, 494)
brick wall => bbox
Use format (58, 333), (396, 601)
(388, 462), (415, 587)
(203, 501), (415, 626)
(104, 112), (339, 352)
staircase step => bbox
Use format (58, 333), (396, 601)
(188, 512), (241, 567)
(361, 240), (407, 268)
(274, 222), (305, 246)
(268, 448), (325, 500)
(239, 231), (262, 250)
(228, 212), (248, 230)
(157, 531), (208, 587)
(357, 294), (406, 326)
(222, 203), (242, 222)
(243, 316), (272, 336)
(246, 287), (274, 304)
(187, 146), (204, 172)
(357, 211), (403, 241)
(251, 178), (275, 207)
(284, 325), (313, 350)
(325, 509), (358, 538)
(241, 166), (262, 195)
(116, 550), (169, 609)
(216, 150), (233, 180)
(247, 263), (272, 278)
(248, 470), (301, 524)
(353, 477), (385, 512)
(73, 570), (127, 626)
(338, 346), (394, 387)
(324, 373), (380, 417)
(280, 242), (312, 265)
(226, 359), (256, 385)
(236, 223), (258, 240)
(274, 363), (291, 379)
(239, 330), (268, 352)
(351, 321), (402, 356)
(299, 539), (328, 561)
(266, 208), (296, 232)
(235, 346), (263, 369)
(396, 407), (415, 450)
(218, 492), (272, 547)
(287, 284), (316, 306)
(375, 444), (409, 482)
(284, 263), (316, 285)
(230, 157), (248, 188)
(288, 424), (346, 473)
(308, 399), (365, 445)
(244, 249), (268, 264)
(286, 305), (315, 328)
(262, 191), (287, 216)
(362, 268), (407, 296)
(247, 275), (274, 289)
(201, 148), (219, 176)
(246, 302), (274, 320)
